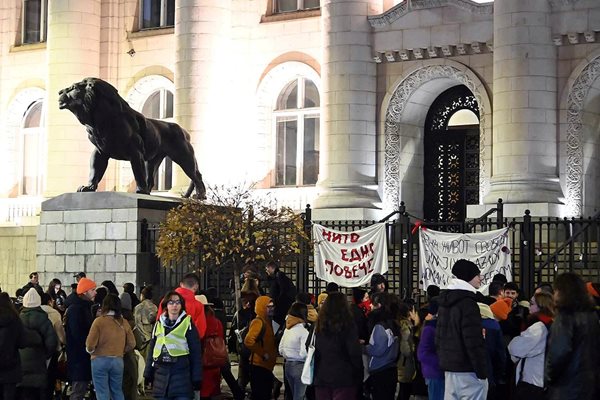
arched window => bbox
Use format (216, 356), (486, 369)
(423, 85), (480, 222)
(141, 89), (173, 191)
(274, 78), (320, 186)
(21, 100), (44, 196)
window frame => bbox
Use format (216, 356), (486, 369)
(141, 89), (174, 191)
(139, 0), (175, 31)
(273, 77), (320, 187)
(21, 0), (47, 45)
(273, 0), (320, 13)
(20, 100), (45, 197)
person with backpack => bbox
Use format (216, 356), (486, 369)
(18, 288), (59, 400)
(366, 292), (400, 400)
(278, 303), (310, 400)
(244, 295), (277, 400)
(144, 290), (202, 400)
(197, 295), (226, 399)
(508, 292), (554, 400)
(229, 281), (260, 393)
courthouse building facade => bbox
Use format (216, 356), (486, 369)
(1, 0), (600, 226)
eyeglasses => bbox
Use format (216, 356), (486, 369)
(167, 300), (182, 306)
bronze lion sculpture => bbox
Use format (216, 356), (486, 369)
(58, 77), (206, 198)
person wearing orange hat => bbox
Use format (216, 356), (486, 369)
(65, 277), (97, 400)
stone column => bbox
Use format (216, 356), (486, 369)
(485, 0), (563, 214)
(313, 0), (381, 219)
(171, 0), (231, 194)
(45, 0), (101, 197)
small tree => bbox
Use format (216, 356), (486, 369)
(156, 184), (309, 314)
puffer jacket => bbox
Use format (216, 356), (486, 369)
(278, 316), (309, 362)
(545, 309), (600, 400)
(0, 313), (29, 384)
(144, 312), (202, 399)
(244, 296), (277, 371)
(65, 294), (94, 382)
(19, 306), (58, 388)
(435, 279), (487, 379)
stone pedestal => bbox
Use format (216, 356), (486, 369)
(36, 192), (180, 290)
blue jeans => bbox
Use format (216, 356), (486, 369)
(425, 378), (444, 400)
(285, 360), (307, 400)
(91, 356), (124, 400)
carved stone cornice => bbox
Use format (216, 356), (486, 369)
(549, 0), (582, 9)
(373, 42), (493, 64)
(369, 0), (493, 28)
(552, 31), (597, 46)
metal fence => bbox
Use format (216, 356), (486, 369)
(140, 200), (600, 314)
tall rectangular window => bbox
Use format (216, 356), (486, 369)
(275, 0), (320, 13)
(22, 0), (47, 44)
(141, 0), (175, 30)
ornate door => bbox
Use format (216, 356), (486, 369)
(424, 85), (480, 222)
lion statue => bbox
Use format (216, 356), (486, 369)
(58, 77), (206, 198)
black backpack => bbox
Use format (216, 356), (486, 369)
(238, 317), (266, 358)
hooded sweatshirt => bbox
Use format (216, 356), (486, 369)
(278, 316), (309, 362)
(244, 296), (276, 370)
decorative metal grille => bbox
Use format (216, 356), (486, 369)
(424, 85), (480, 222)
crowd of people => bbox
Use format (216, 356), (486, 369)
(0, 260), (599, 400)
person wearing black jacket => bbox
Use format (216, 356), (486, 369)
(313, 292), (363, 399)
(545, 272), (600, 400)
(435, 259), (488, 400)
(265, 261), (297, 327)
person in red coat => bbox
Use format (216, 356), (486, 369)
(157, 273), (207, 339)
(197, 295), (224, 399)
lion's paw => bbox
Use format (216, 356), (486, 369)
(77, 185), (97, 192)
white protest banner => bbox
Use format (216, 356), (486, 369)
(419, 227), (512, 292)
(313, 223), (388, 287)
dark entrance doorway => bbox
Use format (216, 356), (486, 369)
(424, 85), (480, 222)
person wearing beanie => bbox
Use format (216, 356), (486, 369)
(477, 303), (506, 399)
(370, 273), (388, 295)
(489, 298), (511, 321)
(296, 292), (318, 323)
(18, 288), (59, 398)
(435, 259), (488, 399)
(66, 278), (96, 400)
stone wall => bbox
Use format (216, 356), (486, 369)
(0, 225), (37, 296)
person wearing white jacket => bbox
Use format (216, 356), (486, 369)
(507, 292), (554, 398)
(278, 303), (310, 400)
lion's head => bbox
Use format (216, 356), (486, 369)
(58, 77), (127, 119)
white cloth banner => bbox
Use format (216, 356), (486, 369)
(313, 223), (388, 287)
(419, 227), (512, 292)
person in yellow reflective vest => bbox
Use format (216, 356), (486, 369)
(144, 290), (202, 399)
